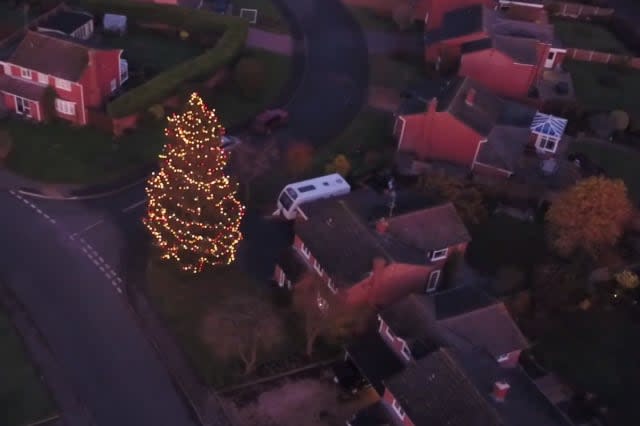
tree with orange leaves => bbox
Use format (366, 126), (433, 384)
(545, 176), (633, 258)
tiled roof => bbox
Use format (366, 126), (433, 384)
(493, 35), (539, 65)
(38, 10), (93, 34)
(345, 323), (405, 394)
(439, 303), (529, 358)
(296, 189), (468, 285)
(8, 31), (90, 81)
(347, 402), (394, 426)
(386, 202), (471, 252)
(434, 285), (496, 319)
(0, 74), (47, 101)
(476, 125), (531, 172)
(384, 348), (504, 426)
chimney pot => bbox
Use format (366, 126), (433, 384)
(376, 218), (389, 234)
(465, 88), (476, 106)
(493, 381), (510, 402)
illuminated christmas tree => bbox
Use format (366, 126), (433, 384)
(144, 93), (245, 273)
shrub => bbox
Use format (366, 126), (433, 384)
(325, 154), (351, 177)
(77, 0), (248, 117)
(492, 266), (526, 296)
(233, 56), (266, 99)
(148, 104), (165, 120)
(285, 142), (314, 177)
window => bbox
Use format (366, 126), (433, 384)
(15, 96), (31, 117)
(536, 135), (558, 153)
(426, 270), (441, 293)
(300, 243), (311, 259)
(38, 73), (49, 84)
(547, 51), (555, 60)
(55, 99), (76, 115)
(391, 398), (406, 420)
(384, 325), (394, 340)
(298, 185), (316, 193)
(497, 353), (510, 363)
(430, 248), (448, 261)
(401, 342), (412, 361)
(110, 78), (117, 92)
(20, 68), (32, 79)
(327, 278), (337, 294)
(314, 260), (324, 276)
(55, 78), (71, 91)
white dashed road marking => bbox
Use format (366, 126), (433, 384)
(122, 199), (146, 213)
(8, 191), (125, 295)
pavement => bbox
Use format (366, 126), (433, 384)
(0, 1), (369, 426)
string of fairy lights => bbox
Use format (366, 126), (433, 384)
(143, 93), (245, 274)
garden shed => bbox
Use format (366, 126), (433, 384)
(103, 13), (127, 35)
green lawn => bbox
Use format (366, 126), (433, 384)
(3, 120), (164, 183)
(552, 18), (629, 54)
(0, 310), (56, 426)
(232, 0), (289, 33)
(348, 6), (398, 32)
(532, 308), (640, 425)
(569, 138), (640, 202)
(100, 30), (205, 73)
(203, 48), (292, 129)
(147, 261), (333, 388)
(466, 213), (549, 275)
(565, 60), (640, 112)
(369, 54), (424, 90)
(313, 107), (396, 178)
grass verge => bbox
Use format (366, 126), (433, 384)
(0, 309), (56, 426)
(569, 138), (640, 202)
(564, 59), (640, 112)
(232, 0), (290, 34)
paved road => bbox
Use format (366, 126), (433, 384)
(0, 1), (368, 424)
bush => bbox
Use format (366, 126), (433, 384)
(492, 266), (526, 296)
(147, 104), (165, 120)
(77, 0), (248, 117)
(233, 56), (266, 99)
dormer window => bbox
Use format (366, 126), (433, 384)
(391, 398), (406, 420)
(430, 248), (448, 261)
(20, 68), (32, 79)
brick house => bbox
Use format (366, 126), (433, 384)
(274, 188), (471, 308)
(0, 15), (127, 124)
(394, 77), (569, 178)
(344, 286), (573, 426)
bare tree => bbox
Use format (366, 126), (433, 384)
(292, 273), (372, 357)
(201, 297), (285, 374)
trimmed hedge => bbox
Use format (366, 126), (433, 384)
(76, 0), (248, 117)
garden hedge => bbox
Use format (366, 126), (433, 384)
(76, 0), (248, 117)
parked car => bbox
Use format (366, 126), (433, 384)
(221, 135), (240, 150)
(252, 109), (289, 135)
(332, 359), (370, 394)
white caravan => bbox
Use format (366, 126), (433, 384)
(274, 173), (351, 220)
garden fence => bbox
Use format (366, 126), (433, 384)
(566, 48), (640, 70)
(550, 2), (614, 18)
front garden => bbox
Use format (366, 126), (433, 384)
(146, 261), (338, 388)
(0, 309), (56, 426)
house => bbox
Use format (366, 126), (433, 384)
(274, 188), (471, 307)
(394, 76), (569, 178)
(37, 9), (95, 40)
(412, 0), (494, 31)
(0, 29), (128, 124)
(344, 288), (572, 426)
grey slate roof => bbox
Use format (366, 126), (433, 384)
(296, 189), (469, 286)
(38, 10), (93, 35)
(493, 35), (539, 65)
(434, 285), (496, 319)
(476, 126), (531, 172)
(425, 5), (493, 43)
(384, 349), (504, 426)
(348, 402), (394, 426)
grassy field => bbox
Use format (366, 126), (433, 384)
(204, 48), (292, 129)
(552, 18), (629, 54)
(565, 60), (640, 112)
(147, 261), (335, 388)
(232, 0), (289, 33)
(0, 310), (56, 426)
(312, 107), (395, 178)
(466, 213), (549, 275)
(369, 54), (424, 90)
(569, 138), (640, 202)
(3, 119), (164, 183)
(100, 30), (205, 73)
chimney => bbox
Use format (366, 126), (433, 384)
(427, 98), (437, 114)
(493, 381), (510, 402)
(465, 88), (476, 106)
(375, 218), (389, 234)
